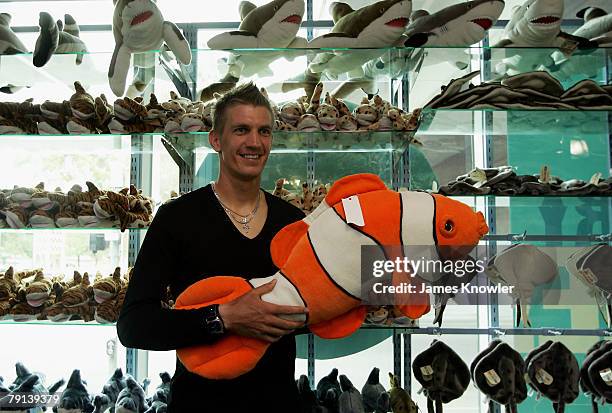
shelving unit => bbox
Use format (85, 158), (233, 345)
(0, 1), (611, 410)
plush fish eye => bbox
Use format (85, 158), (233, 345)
(444, 220), (454, 232)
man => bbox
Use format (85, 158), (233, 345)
(117, 82), (308, 412)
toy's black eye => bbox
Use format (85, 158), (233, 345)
(444, 220), (454, 232)
(380, 7), (385, 13)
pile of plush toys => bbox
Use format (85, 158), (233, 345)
(0, 266), (147, 323)
(0, 363), (171, 413)
(273, 83), (422, 133)
(437, 165), (612, 196)
(0, 181), (154, 230)
(271, 178), (330, 216)
(0, 82), (214, 135)
(424, 70), (612, 111)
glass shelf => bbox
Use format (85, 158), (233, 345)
(418, 109), (612, 137)
(0, 319), (116, 326)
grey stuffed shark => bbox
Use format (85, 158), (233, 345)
(109, 0), (192, 96)
(33, 12), (88, 67)
(493, 0), (596, 76)
(199, 0), (306, 102)
(0, 13), (28, 55)
(332, 0), (505, 99)
(283, 0), (411, 100)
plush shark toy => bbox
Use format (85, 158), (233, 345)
(493, 0), (595, 76)
(284, 0), (411, 100)
(109, 0), (192, 96)
(332, 0), (505, 99)
(56, 369), (95, 413)
(199, 0), (306, 102)
(0, 13), (28, 55)
(33, 13), (88, 67)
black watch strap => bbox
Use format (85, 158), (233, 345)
(202, 304), (225, 335)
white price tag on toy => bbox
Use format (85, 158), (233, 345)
(342, 196), (365, 227)
(420, 365), (434, 381)
(599, 368), (612, 386)
(484, 369), (501, 387)
(579, 268), (598, 285)
(535, 368), (553, 385)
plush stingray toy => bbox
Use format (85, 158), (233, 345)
(0, 13), (27, 55)
(485, 244), (558, 327)
(199, 0), (306, 103)
(175, 173), (488, 379)
(283, 0), (411, 100)
(109, 0), (191, 96)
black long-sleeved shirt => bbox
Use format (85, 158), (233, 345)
(117, 184), (305, 412)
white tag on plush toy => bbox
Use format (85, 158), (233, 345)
(579, 268), (598, 285)
(599, 368), (612, 386)
(420, 365), (434, 381)
(535, 368), (553, 385)
(484, 369), (501, 387)
(342, 196), (365, 227)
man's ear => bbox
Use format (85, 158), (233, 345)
(209, 129), (221, 152)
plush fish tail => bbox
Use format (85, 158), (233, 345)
(199, 75), (239, 103)
(63, 14), (80, 37)
(33, 12), (59, 67)
(175, 276), (270, 379)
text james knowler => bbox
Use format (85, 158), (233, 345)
(372, 283), (515, 295)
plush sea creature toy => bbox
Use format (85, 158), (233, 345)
(34, 13), (88, 67)
(493, 0), (595, 76)
(284, 0), (411, 100)
(109, 0), (192, 96)
(317, 368), (341, 412)
(57, 369), (95, 413)
(0, 13), (28, 55)
(334, 0), (504, 98)
(338, 374), (365, 413)
(199, 0), (306, 102)
(574, 7), (612, 46)
(389, 373), (417, 413)
(114, 376), (147, 413)
(175, 173), (488, 379)
(362, 368), (387, 413)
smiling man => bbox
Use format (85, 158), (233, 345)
(117, 82), (308, 412)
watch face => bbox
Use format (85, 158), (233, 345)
(209, 319), (224, 334)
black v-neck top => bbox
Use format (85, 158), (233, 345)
(117, 184), (305, 412)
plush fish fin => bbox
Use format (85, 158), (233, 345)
(270, 220), (309, 268)
(208, 30), (258, 49)
(163, 21), (191, 65)
(308, 32), (358, 48)
(403, 32), (432, 47)
(176, 276), (269, 379)
(325, 173), (387, 206)
(63, 14), (80, 37)
(492, 38), (513, 47)
(331, 2), (354, 24)
(239, 1), (257, 20)
(33, 12), (59, 67)
(309, 306), (366, 339)
(108, 41), (131, 96)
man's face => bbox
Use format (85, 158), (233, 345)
(210, 104), (273, 182)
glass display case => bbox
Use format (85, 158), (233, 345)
(0, 0), (611, 411)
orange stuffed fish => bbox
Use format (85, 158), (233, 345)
(175, 174), (488, 379)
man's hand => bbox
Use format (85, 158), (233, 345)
(218, 279), (308, 343)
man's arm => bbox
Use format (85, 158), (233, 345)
(116, 204), (217, 351)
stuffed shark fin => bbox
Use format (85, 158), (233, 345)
(162, 21), (191, 65)
(309, 306), (366, 339)
(63, 14), (80, 37)
(108, 41), (131, 96)
(325, 173), (386, 206)
(270, 220), (309, 268)
(208, 30), (258, 49)
(330, 2), (354, 24)
(239, 1), (257, 20)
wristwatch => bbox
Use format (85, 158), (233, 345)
(202, 304), (225, 335)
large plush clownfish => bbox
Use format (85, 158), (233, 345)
(175, 174), (488, 379)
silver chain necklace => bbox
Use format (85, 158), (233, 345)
(211, 183), (261, 233)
